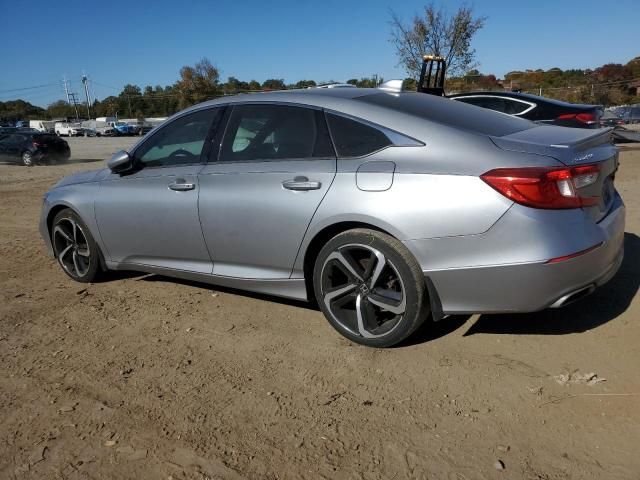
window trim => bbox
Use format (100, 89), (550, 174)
(213, 102), (336, 165)
(129, 106), (224, 171)
(450, 95), (537, 116)
(323, 109), (424, 160)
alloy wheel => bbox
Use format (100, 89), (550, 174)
(320, 244), (406, 339)
(52, 218), (91, 278)
(22, 151), (33, 166)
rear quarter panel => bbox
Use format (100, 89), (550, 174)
(291, 145), (517, 277)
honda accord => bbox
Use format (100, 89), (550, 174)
(39, 88), (625, 347)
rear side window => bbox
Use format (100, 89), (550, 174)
(455, 96), (533, 116)
(455, 96), (506, 111)
(220, 104), (334, 162)
(326, 113), (392, 158)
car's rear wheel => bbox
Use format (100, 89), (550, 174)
(22, 151), (33, 166)
(52, 209), (101, 283)
(313, 229), (429, 347)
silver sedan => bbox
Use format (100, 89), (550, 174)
(40, 88), (625, 347)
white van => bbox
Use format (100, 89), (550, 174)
(30, 120), (55, 133)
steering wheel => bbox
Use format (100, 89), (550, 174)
(168, 149), (196, 161)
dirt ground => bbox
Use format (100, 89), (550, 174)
(1, 142), (639, 480)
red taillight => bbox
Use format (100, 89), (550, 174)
(557, 112), (596, 124)
(481, 165), (600, 209)
(32, 141), (42, 148)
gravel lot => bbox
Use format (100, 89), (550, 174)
(1, 145), (639, 479)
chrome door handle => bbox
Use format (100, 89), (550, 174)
(282, 176), (322, 191)
(168, 180), (196, 191)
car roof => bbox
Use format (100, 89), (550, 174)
(179, 88), (534, 139)
(448, 90), (601, 109)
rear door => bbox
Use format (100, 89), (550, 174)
(198, 103), (336, 279)
(0, 134), (27, 161)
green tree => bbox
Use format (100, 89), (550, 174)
(390, 4), (486, 78)
(46, 100), (77, 119)
(402, 78), (417, 91)
(0, 100), (46, 123)
(261, 79), (286, 90)
(294, 79), (317, 89)
(174, 57), (220, 109)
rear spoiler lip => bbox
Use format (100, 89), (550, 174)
(490, 127), (616, 166)
(548, 126), (613, 151)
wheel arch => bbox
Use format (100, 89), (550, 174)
(301, 221), (393, 302)
(46, 203), (107, 270)
(301, 220), (443, 321)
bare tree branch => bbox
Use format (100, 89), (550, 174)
(389, 4), (486, 78)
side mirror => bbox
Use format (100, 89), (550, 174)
(107, 150), (133, 173)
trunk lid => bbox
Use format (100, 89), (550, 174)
(491, 126), (618, 222)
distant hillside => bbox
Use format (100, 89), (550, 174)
(0, 100), (46, 123)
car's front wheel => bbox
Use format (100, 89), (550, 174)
(51, 209), (102, 282)
(313, 229), (430, 347)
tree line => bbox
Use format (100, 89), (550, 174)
(1, 3), (638, 123)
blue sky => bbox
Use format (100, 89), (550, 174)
(0, 0), (637, 107)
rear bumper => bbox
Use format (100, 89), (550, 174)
(406, 195), (625, 314)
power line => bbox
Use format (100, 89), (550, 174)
(0, 82), (62, 94)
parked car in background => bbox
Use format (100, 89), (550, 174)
(81, 120), (116, 136)
(30, 120), (56, 133)
(40, 88), (624, 347)
(55, 122), (84, 137)
(0, 131), (70, 166)
(449, 91), (603, 128)
(619, 106), (640, 124)
(109, 121), (136, 136)
(600, 111), (625, 127)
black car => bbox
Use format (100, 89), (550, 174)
(600, 111), (625, 127)
(619, 106), (640, 124)
(0, 132), (70, 166)
(448, 91), (603, 129)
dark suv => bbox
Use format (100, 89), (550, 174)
(0, 131), (70, 166)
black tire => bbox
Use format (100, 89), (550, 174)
(313, 228), (430, 348)
(51, 209), (102, 283)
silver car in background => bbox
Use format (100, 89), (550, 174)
(40, 88), (625, 347)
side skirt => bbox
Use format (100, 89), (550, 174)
(106, 261), (309, 301)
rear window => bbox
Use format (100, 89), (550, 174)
(357, 92), (535, 137)
(326, 113), (392, 157)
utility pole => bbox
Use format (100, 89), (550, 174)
(63, 76), (71, 104)
(81, 75), (91, 119)
(68, 93), (80, 121)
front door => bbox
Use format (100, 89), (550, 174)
(198, 103), (337, 279)
(95, 107), (223, 273)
